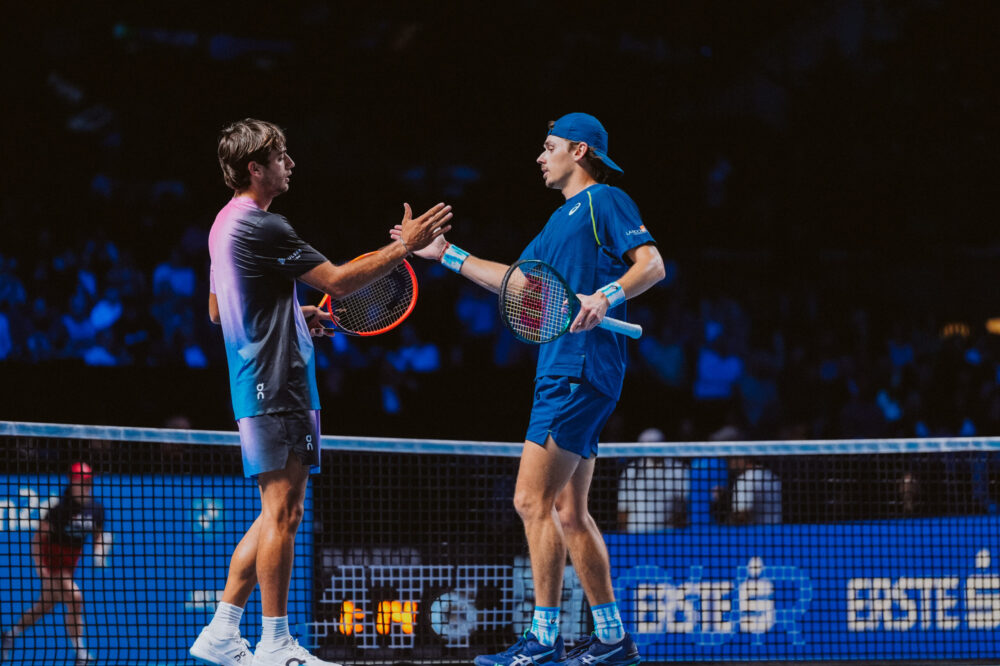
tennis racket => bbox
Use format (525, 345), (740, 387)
(498, 259), (642, 343)
(317, 252), (418, 336)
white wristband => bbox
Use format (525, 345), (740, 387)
(599, 281), (626, 308)
(441, 243), (469, 273)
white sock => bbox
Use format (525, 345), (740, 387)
(591, 602), (625, 644)
(208, 601), (245, 638)
(259, 615), (291, 647)
(530, 607), (560, 647)
(69, 636), (89, 661)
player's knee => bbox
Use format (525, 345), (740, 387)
(512, 489), (544, 522)
(557, 495), (597, 535)
(514, 490), (552, 520)
(266, 498), (305, 531)
(556, 505), (590, 534)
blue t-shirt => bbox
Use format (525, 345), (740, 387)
(518, 184), (655, 399)
(209, 197), (328, 420)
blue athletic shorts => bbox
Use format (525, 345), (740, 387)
(237, 409), (321, 479)
(525, 376), (617, 458)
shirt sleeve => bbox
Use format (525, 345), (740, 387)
(518, 234), (540, 263)
(596, 187), (656, 263)
(254, 213), (329, 279)
(731, 471), (753, 514)
(40, 498), (59, 523)
(617, 466), (635, 511)
(209, 264), (216, 295)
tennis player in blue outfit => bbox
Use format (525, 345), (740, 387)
(396, 113), (665, 666)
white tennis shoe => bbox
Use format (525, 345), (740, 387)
(189, 626), (254, 666)
(252, 637), (340, 666)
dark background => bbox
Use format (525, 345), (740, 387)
(2, 1), (1000, 443)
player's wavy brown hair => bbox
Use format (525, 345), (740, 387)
(546, 120), (615, 184)
(217, 119), (286, 191)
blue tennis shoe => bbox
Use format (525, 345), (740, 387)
(555, 633), (640, 666)
(474, 631), (565, 666)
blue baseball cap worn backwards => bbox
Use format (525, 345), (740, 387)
(548, 112), (624, 175)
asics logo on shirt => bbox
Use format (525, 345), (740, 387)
(568, 203), (582, 216)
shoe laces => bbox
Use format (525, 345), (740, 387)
(565, 634), (598, 658)
(216, 629), (250, 651)
(497, 631), (531, 656)
(286, 639), (324, 663)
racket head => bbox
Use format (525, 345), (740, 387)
(318, 253), (418, 336)
(498, 259), (577, 344)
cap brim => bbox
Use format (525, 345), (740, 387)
(593, 150), (624, 175)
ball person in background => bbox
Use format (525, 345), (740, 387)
(189, 118), (451, 666)
(2, 462), (110, 666)
(395, 113), (665, 666)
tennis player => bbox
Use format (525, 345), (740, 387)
(2, 462), (110, 666)
(396, 113), (664, 666)
(189, 118), (452, 666)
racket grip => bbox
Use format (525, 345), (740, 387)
(599, 316), (643, 339)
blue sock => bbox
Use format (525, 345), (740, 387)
(530, 606), (560, 647)
(591, 602), (625, 644)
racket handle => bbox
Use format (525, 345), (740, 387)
(599, 316), (643, 339)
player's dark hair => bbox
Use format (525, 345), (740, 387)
(217, 119), (287, 191)
(546, 120), (615, 184)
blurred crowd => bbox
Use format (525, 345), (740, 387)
(4, 223), (1000, 448)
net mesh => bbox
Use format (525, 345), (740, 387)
(2, 422), (999, 664)
(325, 260), (416, 335)
(500, 261), (572, 343)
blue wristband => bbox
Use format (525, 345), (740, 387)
(441, 243), (469, 273)
(599, 281), (625, 308)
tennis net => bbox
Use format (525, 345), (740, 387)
(1, 421), (999, 664)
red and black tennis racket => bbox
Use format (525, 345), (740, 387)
(498, 259), (642, 343)
(317, 253), (418, 336)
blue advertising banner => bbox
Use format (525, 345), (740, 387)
(0, 474), (313, 665)
(607, 516), (1000, 661)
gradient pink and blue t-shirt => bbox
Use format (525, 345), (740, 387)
(209, 197), (328, 420)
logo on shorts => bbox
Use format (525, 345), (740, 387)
(305, 434), (313, 451)
(256, 382), (265, 400)
(568, 202), (582, 216)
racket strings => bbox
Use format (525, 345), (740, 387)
(503, 267), (570, 343)
(329, 264), (414, 334)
